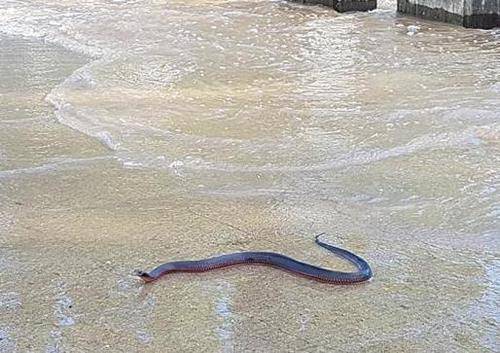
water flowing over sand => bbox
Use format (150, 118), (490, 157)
(0, 0), (498, 352)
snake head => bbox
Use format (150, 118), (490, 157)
(133, 270), (155, 283)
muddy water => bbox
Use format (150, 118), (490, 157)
(0, 0), (499, 352)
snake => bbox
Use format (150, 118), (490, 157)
(135, 234), (373, 284)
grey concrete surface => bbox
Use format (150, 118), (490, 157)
(398, 0), (500, 28)
(293, 0), (377, 13)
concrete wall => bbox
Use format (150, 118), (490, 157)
(398, 0), (500, 28)
(294, 0), (376, 12)
(412, 0), (465, 15)
(464, 0), (500, 27)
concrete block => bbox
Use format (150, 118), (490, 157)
(293, 0), (377, 13)
(397, 0), (500, 29)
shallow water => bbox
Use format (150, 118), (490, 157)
(0, 0), (499, 352)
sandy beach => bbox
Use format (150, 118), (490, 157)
(0, 1), (499, 352)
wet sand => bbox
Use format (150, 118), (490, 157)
(2, 158), (497, 352)
(0, 10), (499, 353)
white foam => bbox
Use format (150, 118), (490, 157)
(46, 77), (122, 152)
(490, 82), (500, 93)
(214, 281), (235, 353)
(152, 126), (491, 174)
(96, 131), (120, 151)
(0, 156), (114, 179)
(46, 281), (76, 353)
(407, 25), (421, 36)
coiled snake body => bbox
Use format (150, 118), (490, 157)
(135, 234), (372, 284)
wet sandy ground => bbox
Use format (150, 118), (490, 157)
(0, 34), (499, 353)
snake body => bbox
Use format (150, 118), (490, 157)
(135, 234), (372, 284)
